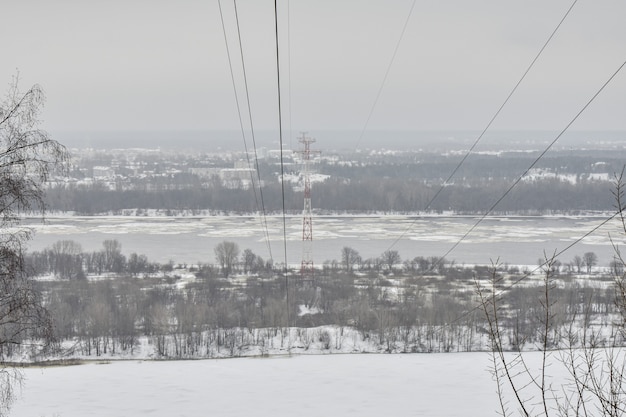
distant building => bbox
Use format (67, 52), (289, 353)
(188, 167), (220, 178)
(234, 160), (250, 169)
(92, 166), (115, 179)
(219, 168), (255, 182)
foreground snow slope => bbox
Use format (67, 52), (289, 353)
(13, 353), (526, 417)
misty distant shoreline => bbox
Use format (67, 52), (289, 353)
(50, 129), (626, 152)
(28, 209), (618, 219)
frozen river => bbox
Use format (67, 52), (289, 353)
(25, 214), (626, 267)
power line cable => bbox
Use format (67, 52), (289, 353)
(274, 0), (288, 269)
(425, 0), (579, 212)
(430, 58), (626, 270)
(443, 53), (626, 326)
(287, 0), (293, 151)
(450, 209), (623, 325)
(230, 0), (274, 261)
(274, 0), (291, 326)
(354, 0), (417, 151)
(218, 1), (268, 257)
(385, 0), (579, 253)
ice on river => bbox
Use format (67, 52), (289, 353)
(24, 215), (626, 266)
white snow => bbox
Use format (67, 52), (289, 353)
(298, 304), (321, 316)
(12, 353), (505, 417)
(10, 350), (598, 417)
(589, 172), (610, 181)
(523, 168), (579, 184)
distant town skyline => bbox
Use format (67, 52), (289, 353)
(2, 0), (625, 135)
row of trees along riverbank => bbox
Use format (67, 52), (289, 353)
(5, 239), (621, 360)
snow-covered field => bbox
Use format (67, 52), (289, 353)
(12, 353), (508, 417)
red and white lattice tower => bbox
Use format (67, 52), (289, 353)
(295, 133), (320, 282)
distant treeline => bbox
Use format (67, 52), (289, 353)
(44, 176), (613, 215)
(45, 149), (625, 214)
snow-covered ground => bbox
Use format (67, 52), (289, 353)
(12, 350), (597, 417)
(12, 353), (506, 417)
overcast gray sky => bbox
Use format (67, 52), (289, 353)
(2, 0), (625, 133)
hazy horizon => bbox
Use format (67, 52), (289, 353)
(50, 128), (626, 152)
(3, 1), (625, 133)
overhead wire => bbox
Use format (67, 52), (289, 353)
(354, 0), (417, 151)
(438, 56), (626, 327)
(450, 208), (624, 325)
(221, 0), (274, 262)
(219, 1), (623, 339)
(232, 0), (275, 260)
(217, 0), (262, 244)
(273, 0), (291, 328)
(442, 72), (626, 335)
(287, 0), (293, 151)
(273, 0), (288, 270)
(286, 0), (295, 331)
(389, 1), (626, 340)
(385, 0), (579, 253)
(224, 0), (613, 277)
(430, 58), (626, 271)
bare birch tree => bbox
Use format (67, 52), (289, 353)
(0, 77), (68, 415)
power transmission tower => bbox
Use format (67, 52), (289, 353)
(294, 133), (320, 284)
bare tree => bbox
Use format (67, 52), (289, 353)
(0, 77), (68, 415)
(583, 251), (598, 274)
(103, 239), (125, 273)
(127, 252), (149, 277)
(381, 250), (401, 273)
(51, 239), (84, 279)
(214, 241), (239, 277)
(479, 172), (626, 417)
(573, 255), (584, 274)
(477, 256), (560, 417)
(341, 246), (360, 273)
(241, 248), (257, 274)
